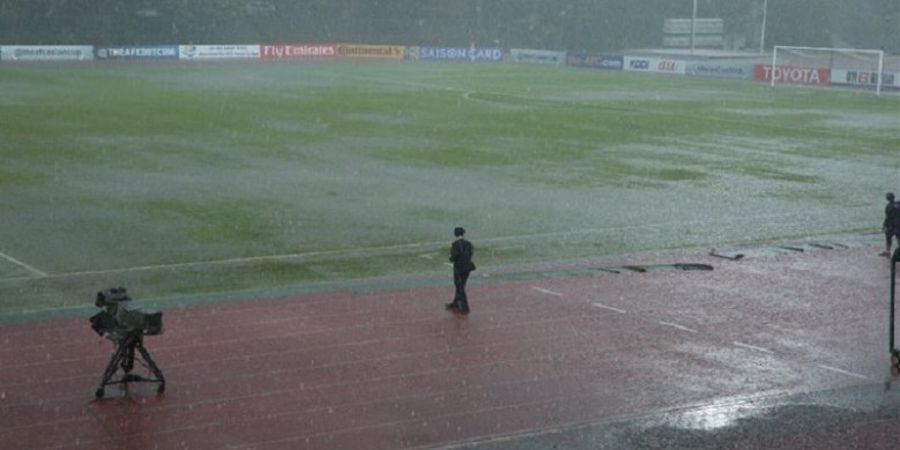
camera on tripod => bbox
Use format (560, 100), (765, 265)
(90, 287), (163, 339)
(90, 287), (166, 398)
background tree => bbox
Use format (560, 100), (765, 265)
(0, 0), (895, 52)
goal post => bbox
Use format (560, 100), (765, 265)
(770, 46), (885, 95)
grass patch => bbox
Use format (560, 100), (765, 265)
(0, 61), (894, 315)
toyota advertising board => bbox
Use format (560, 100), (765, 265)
(753, 65), (830, 85)
(1, 45), (94, 61)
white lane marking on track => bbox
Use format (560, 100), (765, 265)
(531, 287), (563, 297)
(733, 341), (775, 354)
(0, 250), (47, 277)
(658, 321), (698, 334)
(816, 364), (868, 380)
(591, 303), (626, 314)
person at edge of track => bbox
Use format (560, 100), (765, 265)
(445, 227), (475, 314)
(881, 192), (900, 257)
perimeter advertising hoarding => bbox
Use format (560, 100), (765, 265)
(752, 65), (830, 85)
(96, 46), (179, 60)
(338, 45), (405, 59)
(623, 56), (686, 75)
(415, 47), (503, 62)
(566, 53), (623, 71)
(261, 44), (337, 60)
(1, 45), (94, 61)
(510, 49), (566, 66)
(831, 69), (899, 90)
(685, 60), (754, 80)
(178, 45), (260, 60)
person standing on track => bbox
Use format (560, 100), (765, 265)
(882, 192), (900, 257)
(446, 227), (475, 314)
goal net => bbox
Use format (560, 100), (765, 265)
(768, 46), (887, 95)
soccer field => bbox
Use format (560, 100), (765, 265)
(1, 60), (897, 315)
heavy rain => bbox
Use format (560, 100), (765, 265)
(0, 1), (899, 448)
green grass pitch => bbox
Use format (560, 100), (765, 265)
(1, 60), (897, 316)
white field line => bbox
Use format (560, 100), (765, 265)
(591, 303), (626, 314)
(816, 364), (868, 380)
(0, 206), (871, 283)
(658, 321), (698, 334)
(0, 250), (47, 277)
(733, 341), (775, 354)
(5, 241), (445, 281)
(531, 287), (563, 297)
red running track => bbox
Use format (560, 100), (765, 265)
(0, 246), (896, 449)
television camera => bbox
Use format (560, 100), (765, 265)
(90, 287), (166, 398)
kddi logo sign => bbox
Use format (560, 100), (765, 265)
(629, 59), (649, 70)
(627, 58), (679, 73)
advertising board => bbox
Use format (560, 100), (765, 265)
(338, 45), (405, 60)
(753, 65), (830, 85)
(831, 69), (900, 90)
(509, 49), (566, 66)
(1, 45), (94, 61)
(96, 46), (179, 60)
(178, 45), (260, 60)
(566, 53), (623, 71)
(261, 44), (337, 60)
(685, 60), (754, 80)
(623, 56), (686, 75)
(417, 47), (503, 62)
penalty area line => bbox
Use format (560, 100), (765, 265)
(20, 241), (448, 281)
(0, 250), (47, 278)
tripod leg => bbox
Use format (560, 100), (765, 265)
(136, 343), (166, 394)
(123, 341), (136, 373)
(96, 344), (126, 398)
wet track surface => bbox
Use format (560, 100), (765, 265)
(1, 238), (899, 449)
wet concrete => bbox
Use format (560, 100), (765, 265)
(465, 382), (900, 449)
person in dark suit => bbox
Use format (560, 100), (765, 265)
(883, 192), (900, 257)
(446, 227), (475, 314)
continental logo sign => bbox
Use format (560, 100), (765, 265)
(338, 45), (405, 60)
